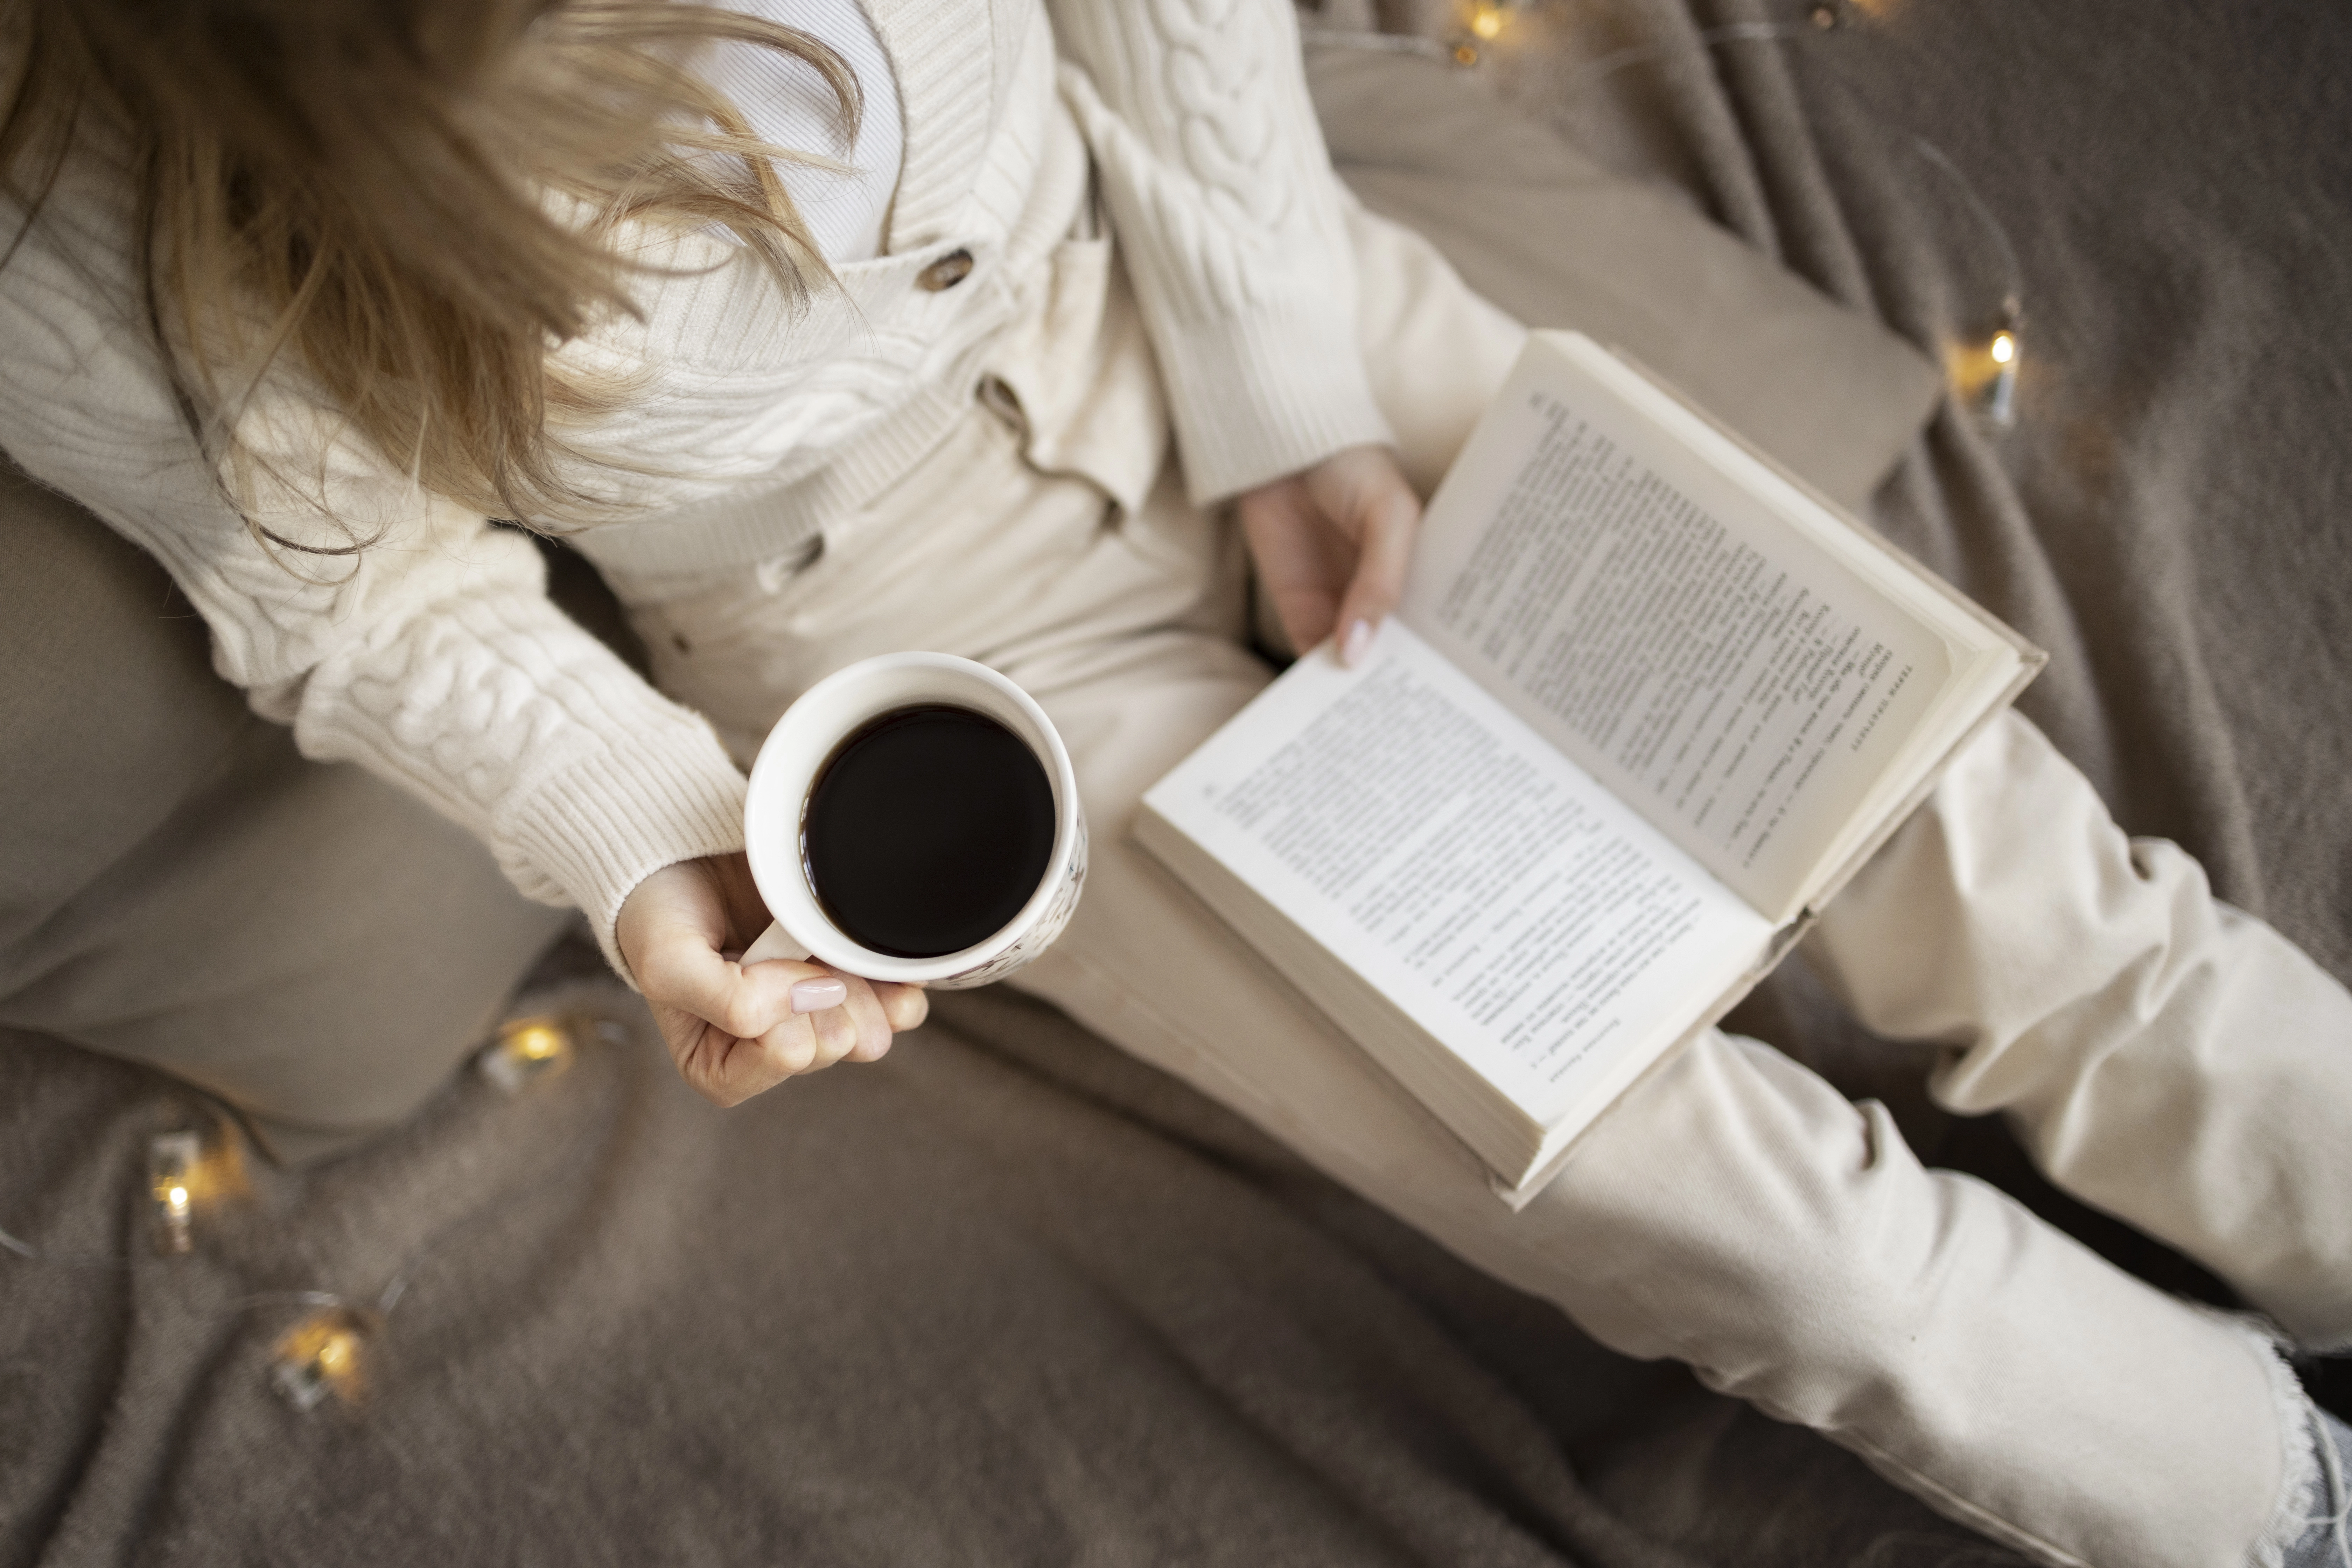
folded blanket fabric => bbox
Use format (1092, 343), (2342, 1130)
(0, 979), (2019, 1568)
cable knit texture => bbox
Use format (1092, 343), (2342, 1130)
(1049, 0), (1393, 499)
(0, 0), (1387, 972)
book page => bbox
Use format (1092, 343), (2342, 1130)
(1404, 338), (1953, 916)
(1146, 626), (1771, 1124)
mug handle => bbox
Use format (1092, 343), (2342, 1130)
(740, 921), (811, 967)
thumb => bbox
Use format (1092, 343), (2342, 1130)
(638, 913), (807, 1042)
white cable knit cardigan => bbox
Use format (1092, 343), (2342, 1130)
(0, 0), (1393, 967)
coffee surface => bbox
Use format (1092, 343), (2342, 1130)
(802, 705), (1056, 958)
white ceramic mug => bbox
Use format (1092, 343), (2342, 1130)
(738, 653), (1087, 990)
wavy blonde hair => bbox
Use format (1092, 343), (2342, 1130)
(0, 0), (855, 541)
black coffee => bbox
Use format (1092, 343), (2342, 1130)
(802, 704), (1057, 959)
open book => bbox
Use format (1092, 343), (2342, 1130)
(1137, 332), (2043, 1204)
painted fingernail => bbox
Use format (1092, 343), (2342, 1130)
(1341, 618), (1376, 667)
(791, 978), (849, 1014)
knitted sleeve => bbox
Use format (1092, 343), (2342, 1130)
(1044, 0), (1395, 504)
(0, 181), (748, 979)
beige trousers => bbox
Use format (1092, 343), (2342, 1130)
(632, 207), (2352, 1568)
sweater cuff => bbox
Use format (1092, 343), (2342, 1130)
(1150, 289), (1396, 507)
(498, 693), (750, 986)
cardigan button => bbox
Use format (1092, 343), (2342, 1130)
(917, 249), (975, 292)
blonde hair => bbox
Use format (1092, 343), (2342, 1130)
(0, 0), (855, 542)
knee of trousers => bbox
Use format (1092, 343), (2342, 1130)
(1802, 710), (2352, 1347)
(1521, 1030), (2297, 1568)
(1801, 709), (2162, 1045)
(1527, 1031), (1998, 1385)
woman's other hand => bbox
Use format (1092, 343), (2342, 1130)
(615, 854), (928, 1107)
(1236, 444), (1423, 665)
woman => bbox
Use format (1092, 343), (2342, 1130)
(1, 2), (2345, 1562)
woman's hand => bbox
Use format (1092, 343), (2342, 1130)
(1236, 444), (1423, 665)
(616, 854), (928, 1107)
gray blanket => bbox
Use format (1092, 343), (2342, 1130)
(7, 2), (2345, 1562)
(0, 980), (2000, 1567)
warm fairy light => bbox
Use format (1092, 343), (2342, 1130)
(1983, 326), (2021, 426)
(1945, 324), (2023, 430)
(272, 1308), (371, 1411)
(478, 1015), (578, 1093)
(514, 1024), (564, 1061)
(149, 1131), (204, 1254)
(1456, 0), (1533, 55)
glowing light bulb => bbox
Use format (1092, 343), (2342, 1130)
(272, 1309), (371, 1411)
(1469, 4), (1505, 40)
(149, 1131), (204, 1254)
(478, 1015), (578, 1093)
(1981, 328), (2021, 427)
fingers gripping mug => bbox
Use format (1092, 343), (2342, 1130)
(738, 653), (1087, 990)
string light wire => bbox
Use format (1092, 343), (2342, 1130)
(2, 1008), (616, 1409)
(0, 1223), (134, 1268)
(1535, 7), (2028, 337)
(1303, 1), (2030, 422)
